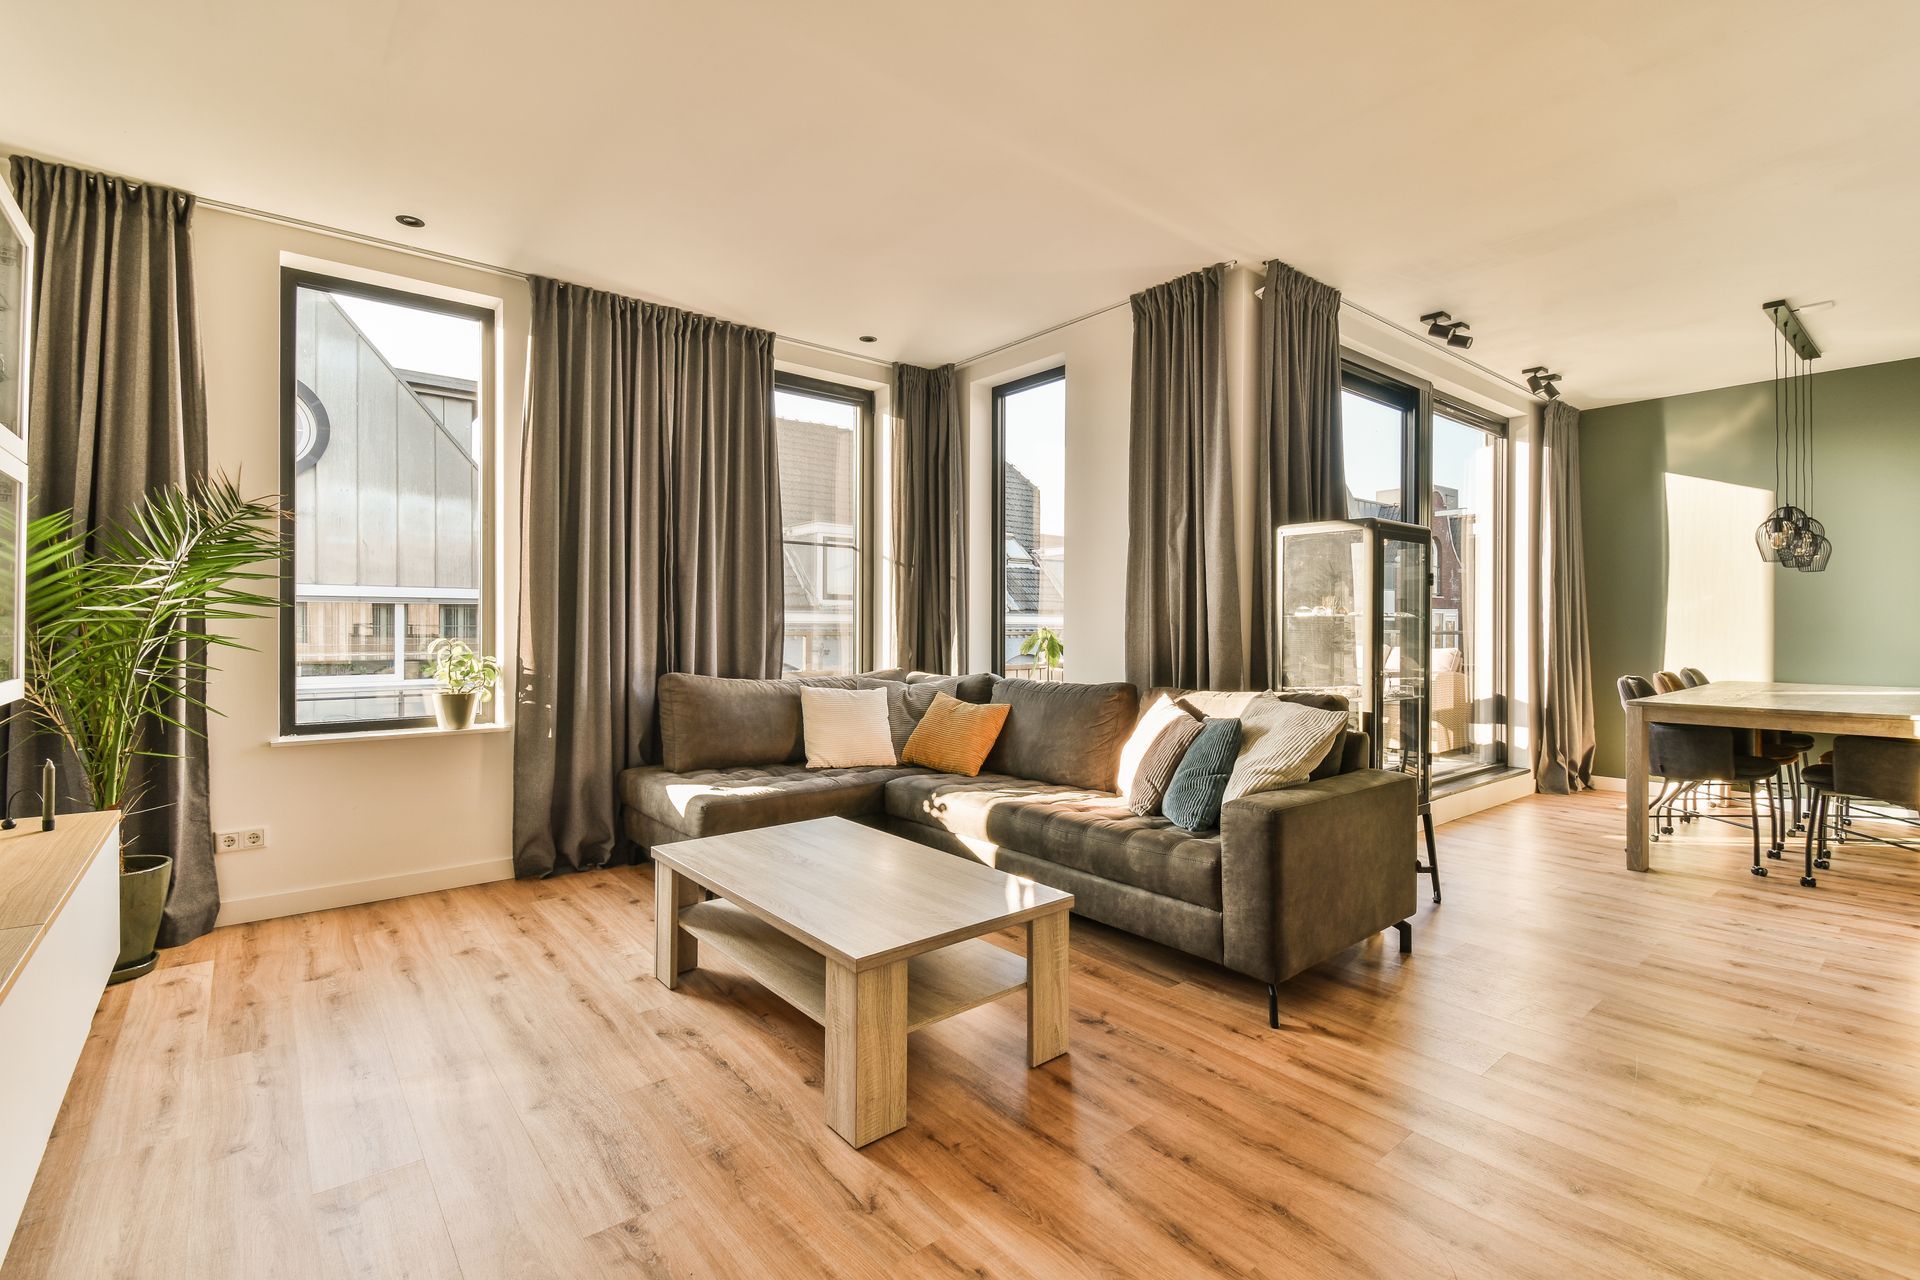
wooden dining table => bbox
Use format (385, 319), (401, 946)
(1624, 680), (1920, 870)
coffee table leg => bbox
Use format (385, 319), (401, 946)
(653, 865), (699, 988)
(1027, 910), (1069, 1067)
(825, 959), (907, 1147)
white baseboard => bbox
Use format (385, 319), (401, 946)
(1591, 775), (1626, 793)
(1431, 769), (1537, 825)
(215, 856), (515, 927)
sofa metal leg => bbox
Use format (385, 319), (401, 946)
(1394, 920), (1412, 955)
(1267, 984), (1279, 1029)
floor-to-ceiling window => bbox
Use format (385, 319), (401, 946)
(1338, 362), (1508, 787)
(992, 368), (1067, 679)
(774, 372), (873, 676)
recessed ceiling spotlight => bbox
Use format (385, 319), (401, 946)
(395, 214), (426, 229)
(858, 335), (878, 343)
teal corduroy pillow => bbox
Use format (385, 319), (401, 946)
(1161, 718), (1243, 833)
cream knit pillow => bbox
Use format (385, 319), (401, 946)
(800, 686), (897, 768)
(1222, 695), (1349, 802)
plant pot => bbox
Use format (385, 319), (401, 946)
(434, 690), (480, 731)
(111, 853), (172, 985)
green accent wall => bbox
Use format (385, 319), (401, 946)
(1581, 356), (1920, 777)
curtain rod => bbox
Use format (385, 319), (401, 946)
(196, 195), (888, 367)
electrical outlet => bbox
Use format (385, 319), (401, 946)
(216, 827), (268, 852)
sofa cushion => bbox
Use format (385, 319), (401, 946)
(900, 693), (1010, 776)
(884, 772), (1221, 909)
(1128, 714), (1206, 816)
(862, 670), (997, 704)
(1223, 696), (1349, 802)
(657, 673), (866, 772)
(984, 679), (1139, 792)
(801, 686), (897, 767)
(1156, 688), (1351, 782)
(622, 762), (917, 839)
(1163, 717), (1243, 832)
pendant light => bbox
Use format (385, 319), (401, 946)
(1753, 300), (1831, 572)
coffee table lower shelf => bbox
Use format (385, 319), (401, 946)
(676, 898), (1028, 1031)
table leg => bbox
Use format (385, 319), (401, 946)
(825, 960), (908, 1147)
(653, 865), (700, 987)
(1027, 911), (1070, 1067)
(1626, 703), (1650, 871)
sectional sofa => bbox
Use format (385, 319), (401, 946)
(621, 670), (1417, 1026)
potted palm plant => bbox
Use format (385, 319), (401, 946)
(425, 638), (499, 730)
(1018, 625), (1065, 681)
(16, 477), (282, 983)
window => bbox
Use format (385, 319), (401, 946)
(992, 369), (1067, 680)
(1430, 403), (1506, 780)
(280, 270), (493, 733)
(775, 372), (873, 676)
(1338, 360), (1508, 783)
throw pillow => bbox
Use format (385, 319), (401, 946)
(1222, 695), (1349, 802)
(1117, 695), (1198, 798)
(800, 686), (897, 768)
(880, 677), (960, 754)
(900, 692), (1011, 777)
(1162, 718), (1243, 833)
(1127, 715), (1207, 816)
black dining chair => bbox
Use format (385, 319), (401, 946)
(1678, 667), (1811, 834)
(1800, 737), (1920, 887)
(1618, 675), (1781, 871)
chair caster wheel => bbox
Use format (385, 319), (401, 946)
(1800, 876), (1817, 888)
(1815, 858), (1830, 870)
(1751, 866), (1768, 877)
(1661, 825), (1674, 835)
(1767, 849), (1783, 860)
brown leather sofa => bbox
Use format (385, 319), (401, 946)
(622, 671), (1418, 1025)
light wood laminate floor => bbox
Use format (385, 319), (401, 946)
(6, 791), (1920, 1279)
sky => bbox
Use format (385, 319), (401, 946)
(1002, 376), (1066, 536)
(1343, 390), (1494, 509)
(337, 294), (482, 381)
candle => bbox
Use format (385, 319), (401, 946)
(41, 758), (55, 830)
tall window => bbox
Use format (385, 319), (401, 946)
(1339, 363), (1507, 782)
(1431, 404), (1505, 779)
(993, 369), (1067, 680)
(775, 372), (872, 676)
(281, 271), (493, 733)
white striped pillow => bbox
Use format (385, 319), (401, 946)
(800, 686), (898, 768)
(1222, 695), (1349, 802)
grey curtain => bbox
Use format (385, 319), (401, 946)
(891, 363), (966, 673)
(1125, 264), (1242, 690)
(1247, 259), (1345, 686)
(1534, 398), (1596, 792)
(8, 156), (216, 945)
(513, 279), (778, 877)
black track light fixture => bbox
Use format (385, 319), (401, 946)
(1420, 310), (1474, 350)
(1522, 366), (1563, 399)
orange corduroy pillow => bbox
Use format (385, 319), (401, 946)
(900, 692), (1011, 776)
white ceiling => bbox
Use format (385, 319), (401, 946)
(7, 0), (1920, 406)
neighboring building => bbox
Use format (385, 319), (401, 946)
(290, 290), (480, 723)
(777, 414), (858, 675)
(1001, 462), (1064, 678)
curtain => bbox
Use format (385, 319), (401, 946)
(8, 156), (216, 945)
(1534, 398), (1596, 792)
(1124, 264), (1241, 690)
(891, 362), (966, 673)
(1247, 259), (1345, 687)
(513, 279), (778, 877)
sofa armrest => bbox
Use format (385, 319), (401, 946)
(1218, 769), (1418, 983)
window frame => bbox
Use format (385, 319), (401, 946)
(990, 366), (1067, 678)
(1430, 394), (1511, 786)
(773, 369), (877, 674)
(278, 267), (497, 737)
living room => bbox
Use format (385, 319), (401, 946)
(2, 2), (1918, 1277)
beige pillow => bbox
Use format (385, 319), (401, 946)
(1117, 695), (1197, 799)
(800, 686), (897, 768)
(1127, 715), (1207, 816)
(1223, 695), (1348, 802)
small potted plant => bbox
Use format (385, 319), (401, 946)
(426, 638), (500, 730)
(1018, 625), (1065, 681)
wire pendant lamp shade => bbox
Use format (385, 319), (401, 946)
(1754, 301), (1832, 572)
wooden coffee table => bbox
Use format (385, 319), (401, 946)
(652, 816), (1074, 1147)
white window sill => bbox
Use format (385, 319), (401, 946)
(268, 723), (510, 747)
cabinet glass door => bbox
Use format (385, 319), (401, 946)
(1379, 532), (1428, 777)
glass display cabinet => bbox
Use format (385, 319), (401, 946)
(1276, 516), (1435, 820)
(0, 180), (32, 707)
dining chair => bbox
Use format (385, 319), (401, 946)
(1652, 671), (1686, 694)
(1618, 675), (1780, 871)
(1682, 667), (1811, 832)
(1800, 737), (1920, 887)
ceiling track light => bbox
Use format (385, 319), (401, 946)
(1420, 310), (1474, 350)
(1522, 366), (1563, 399)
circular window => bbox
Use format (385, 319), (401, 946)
(293, 381), (330, 471)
